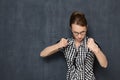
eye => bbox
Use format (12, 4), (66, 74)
(72, 31), (86, 36)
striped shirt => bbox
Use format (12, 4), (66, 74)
(62, 37), (95, 80)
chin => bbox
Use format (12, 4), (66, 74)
(77, 39), (82, 42)
(78, 39), (83, 42)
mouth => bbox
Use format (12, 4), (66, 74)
(77, 38), (82, 42)
(79, 38), (84, 41)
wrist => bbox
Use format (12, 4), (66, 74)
(93, 48), (101, 54)
(57, 43), (63, 49)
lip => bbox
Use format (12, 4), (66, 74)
(76, 39), (82, 42)
(78, 38), (82, 40)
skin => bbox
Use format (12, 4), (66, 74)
(40, 24), (108, 68)
(71, 24), (87, 48)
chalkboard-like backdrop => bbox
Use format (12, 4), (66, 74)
(0, 0), (120, 80)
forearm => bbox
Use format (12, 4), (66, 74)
(93, 48), (108, 68)
(40, 43), (61, 57)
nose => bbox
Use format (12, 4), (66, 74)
(78, 34), (82, 38)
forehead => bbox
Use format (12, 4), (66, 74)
(71, 24), (87, 32)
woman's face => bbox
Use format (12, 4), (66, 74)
(71, 24), (87, 42)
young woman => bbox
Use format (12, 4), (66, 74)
(40, 11), (108, 80)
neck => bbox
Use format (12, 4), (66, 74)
(74, 40), (81, 49)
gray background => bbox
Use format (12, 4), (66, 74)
(0, 0), (120, 80)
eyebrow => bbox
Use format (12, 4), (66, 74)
(73, 31), (86, 33)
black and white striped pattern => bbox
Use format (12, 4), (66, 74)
(63, 37), (95, 80)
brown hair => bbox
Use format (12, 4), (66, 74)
(70, 11), (87, 28)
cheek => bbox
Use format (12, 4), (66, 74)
(81, 35), (86, 39)
(79, 35), (86, 39)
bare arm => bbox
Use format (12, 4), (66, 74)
(93, 48), (108, 68)
(40, 43), (61, 57)
(87, 38), (108, 68)
(40, 38), (68, 57)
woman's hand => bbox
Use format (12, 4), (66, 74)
(58, 38), (68, 48)
(87, 38), (100, 53)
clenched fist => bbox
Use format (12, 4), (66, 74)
(58, 38), (68, 48)
(87, 38), (100, 53)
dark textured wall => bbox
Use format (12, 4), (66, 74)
(0, 0), (120, 80)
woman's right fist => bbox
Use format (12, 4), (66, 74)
(58, 38), (68, 48)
